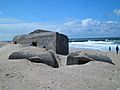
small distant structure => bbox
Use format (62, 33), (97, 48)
(13, 29), (69, 55)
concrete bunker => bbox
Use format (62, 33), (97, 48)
(13, 29), (69, 55)
(67, 55), (92, 65)
(66, 52), (93, 65)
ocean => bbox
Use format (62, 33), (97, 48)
(69, 37), (120, 52)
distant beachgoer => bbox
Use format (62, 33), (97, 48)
(116, 46), (119, 54)
(109, 46), (111, 51)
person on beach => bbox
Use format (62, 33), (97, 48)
(109, 46), (111, 51)
(116, 45), (119, 54)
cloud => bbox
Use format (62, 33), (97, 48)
(0, 22), (42, 34)
(0, 18), (23, 23)
(0, 34), (15, 41)
(113, 9), (120, 16)
(81, 18), (100, 27)
(0, 18), (120, 41)
(0, 22), (41, 41)
(57, 18), (120, 38)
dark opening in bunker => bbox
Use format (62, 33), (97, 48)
(43, 46), (46, 48)
(78, 59), (91, 65)
(32, 42), (37, 47)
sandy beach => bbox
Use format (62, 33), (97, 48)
(0, 43), (120, 90)
(0, 0), (120, 89)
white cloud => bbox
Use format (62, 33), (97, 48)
(0, 18), (120, 41)
(113, 9), (120, 16)
(0, 34), (15, 41)
(81, 18), (100, 27)
(0, 22), (42, 34)
(57, 18), (120, 38)
(0, 18), (23, 23)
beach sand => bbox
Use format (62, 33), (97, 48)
(0, 43), (120, 90)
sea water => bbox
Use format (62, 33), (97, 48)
(69, 37), (120, 52)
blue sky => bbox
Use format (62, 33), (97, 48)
(0, 0), (120, 41)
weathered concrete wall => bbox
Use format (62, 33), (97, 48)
(13, 32), (56, 51)
(56, 32), (69, 55)
(37, 34), (56, 51)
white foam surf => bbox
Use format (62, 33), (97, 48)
(69, 41), (119, 52)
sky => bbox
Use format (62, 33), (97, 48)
(0, 0), (120, 41)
